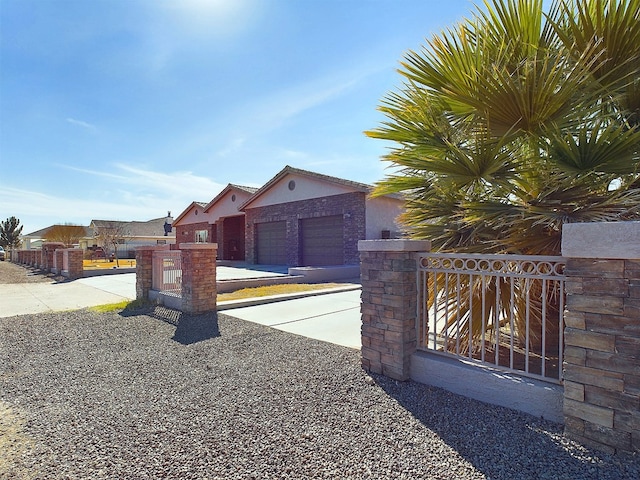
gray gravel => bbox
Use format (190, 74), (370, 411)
(1, 307), (638, 479)
(0, 260), (64, 284)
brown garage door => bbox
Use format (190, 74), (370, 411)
(256, 221), (287, 265)
(301, 215), (344, 266)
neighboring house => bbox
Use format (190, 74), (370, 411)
(173, 184), (257, 260)
(85, 217), (176, 258)
(21, 216), (175, 257)
(21, 225), (93, 250)
(240, 166), (404, 266)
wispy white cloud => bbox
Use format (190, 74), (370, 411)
(66, 117), (97, 131)
(216, 136), (246, 157)
(2, 164), (225, 233)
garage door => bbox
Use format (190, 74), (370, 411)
(301, 215), (344, 266)
(256, 221), (287, 265)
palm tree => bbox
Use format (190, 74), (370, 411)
(366, 0), (640, 371)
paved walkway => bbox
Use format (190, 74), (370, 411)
(0, 269), (362, 349)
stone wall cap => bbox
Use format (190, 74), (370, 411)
(180, 243), (219, 250)
(135, 245), (171, 251)
(562, 221), (640, 259)
(358, 239), (431, 252)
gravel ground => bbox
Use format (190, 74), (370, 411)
(0, 260), (64, 284)
(1, 307), (638, 480)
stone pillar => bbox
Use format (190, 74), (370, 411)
(42, 243), (66, 272)
(180, 243), (217, 314)
(358, 239), (431, 381)
(54, 249), (64, 274)
(561, 221), (640, 454)
(135, 245), (169, 301)
(66, 249), (84, 279)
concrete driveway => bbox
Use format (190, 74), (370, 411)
(221, 289), (362, 349)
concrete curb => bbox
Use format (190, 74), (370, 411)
(216, 284), (361, 311)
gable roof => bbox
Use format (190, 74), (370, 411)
(239, 165), (373, 210)
(23, 224), (92, 239)
(91, 217), (174, 238)
(203, 183), (258, 213)
(172, 201), (209, 226)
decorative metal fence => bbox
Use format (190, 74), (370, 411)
(152, 250), (182, 295)
(417, 253), (566, 383)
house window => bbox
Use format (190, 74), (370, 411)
(195, 230), (208, 243)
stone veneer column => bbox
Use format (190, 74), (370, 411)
(42, 243), (66, 272)
(561, 221), (640, 454)
(66, 249), (84, 279)
(180, 243), (217, 314)
(135, 245), (169, 301)
(358, 239), (431, 381)
(54, 249), (64, 274)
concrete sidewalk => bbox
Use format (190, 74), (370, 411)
(0, 269), (363, 350)
(0, 274), (137, 318)
(0, 266), (290, 318)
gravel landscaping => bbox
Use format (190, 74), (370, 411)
(0, 260), (63, 284)
(1, 307), (638, 480)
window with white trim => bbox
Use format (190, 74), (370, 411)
(195, 230), (208, 243)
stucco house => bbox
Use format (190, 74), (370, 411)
(85, 217), (176, 258)
(172, 184), (257, 260)
(172, 166), (405, 266)
(21, 216), (176, 257)
(241, 166), (404, 266)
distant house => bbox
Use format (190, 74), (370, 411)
(240, 166), (404, 266)
(21, 216), (176, 258)
(173, 184), (257, 260)
(86, 217), (176, 258)
(21, 225), (92, 250)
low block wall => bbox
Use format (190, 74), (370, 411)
(359, 223), (640, 455)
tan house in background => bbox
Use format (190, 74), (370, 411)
(21, 216), (175, 258)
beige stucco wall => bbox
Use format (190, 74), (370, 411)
(246, 174), (356, 208)
(175, 205), (216, 226)
(207, 189), (251, 223)
(365, 196), (404, 240)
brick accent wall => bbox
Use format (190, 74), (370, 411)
(245, 192), (366, 266)
(358, 240), (431, 381)
(175, 221), (216, 245)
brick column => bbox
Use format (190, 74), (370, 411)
(358, 239), (431, 381)
(180, 243), (217, 314)
(135, 246), (169, 301)
(54, 249), (64, 274)
(562, 222), (640, 454)
(42, 243), (66, 272)
(66, 249), (84, 279)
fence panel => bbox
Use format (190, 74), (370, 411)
(417, 253), (565, 383)
(152, 250), (182, 294)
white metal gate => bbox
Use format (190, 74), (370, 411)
(152, 250), (182, 294)
(417, 253), (566, 383)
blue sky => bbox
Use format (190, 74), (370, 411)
(1, 0), (475, 234)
